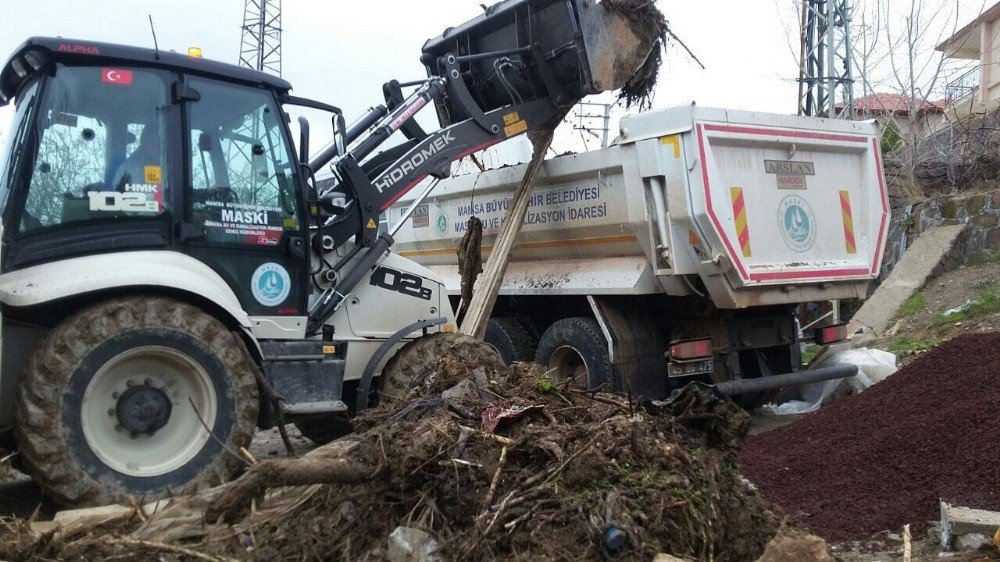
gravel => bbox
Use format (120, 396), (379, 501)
(739, 333), (1000, 540)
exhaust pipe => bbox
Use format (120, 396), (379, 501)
(712, 364), (858, 397)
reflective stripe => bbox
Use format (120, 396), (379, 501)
(730, 187), (751, 258)
(840, 190), (857, 254)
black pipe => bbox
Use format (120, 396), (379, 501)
(306, 234), (393, 335)
(454, 45), (531, 63)
(350, 80), (446, 163)
(345, 105), (388, 145)
(712, 364), (858, 396)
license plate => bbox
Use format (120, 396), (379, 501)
(668, 358), (714, 378)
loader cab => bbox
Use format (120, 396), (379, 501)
(0, 38), (310, 316)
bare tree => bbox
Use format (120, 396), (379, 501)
(851, 0), (974, 198)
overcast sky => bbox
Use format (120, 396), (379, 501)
(0, 0), (987, 164)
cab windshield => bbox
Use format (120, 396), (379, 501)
(14, 64), (169, 233)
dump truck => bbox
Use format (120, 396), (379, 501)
(0, 0), (660, 505)
(390, 104), (889, 403)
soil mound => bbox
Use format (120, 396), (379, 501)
(3, 342), (779, 561)
(740, 333), (1000, 540)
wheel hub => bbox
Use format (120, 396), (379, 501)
(116, 384), (172, 434)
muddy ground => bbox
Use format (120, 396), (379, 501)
(874, 258), (1000, 362)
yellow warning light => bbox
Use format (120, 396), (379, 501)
(442, 324), (456, 333)
(188, 47), (204, 58)
(322, 345), (337, 354)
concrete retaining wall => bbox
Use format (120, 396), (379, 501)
(881, 188), (1000, 279)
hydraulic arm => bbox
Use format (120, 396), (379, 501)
(305, 0), (659, 333)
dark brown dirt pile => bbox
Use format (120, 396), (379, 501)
(2, 337), (779, 561)
(740, 333), (1000, 541)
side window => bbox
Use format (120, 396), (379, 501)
(18, 66), (170, 233)
(0, 80), (40, 215)
(187, 78), (300, 247)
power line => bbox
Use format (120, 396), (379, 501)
(572, 102), (612, 149)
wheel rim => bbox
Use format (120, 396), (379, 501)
(548, 345), (590, 389)
(80, 346), (217, 477)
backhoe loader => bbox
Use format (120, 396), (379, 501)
(0, 0), (657, 504)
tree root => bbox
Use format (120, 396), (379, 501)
(204, 436), (381, 523)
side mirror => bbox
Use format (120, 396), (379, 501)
(332, 112), (347, 158)
(251, 144), (268, 180)
(198, 133), (214, 152)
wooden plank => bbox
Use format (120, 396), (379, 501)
(459, 130), (554, 339)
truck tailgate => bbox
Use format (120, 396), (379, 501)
(687, 115), (888, 287)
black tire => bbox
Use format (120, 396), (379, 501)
(294, 415), (353, 445)
(483, 318), (537, 365)
(534, 317), (612, 391)
(381, 332), (503, 402)
(15, 297), (259, 506)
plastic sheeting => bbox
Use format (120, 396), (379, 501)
(759, 345), (897, 415)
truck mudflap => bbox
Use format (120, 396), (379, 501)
(681, 112), (889, 288)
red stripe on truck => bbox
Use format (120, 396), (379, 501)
(702, 124), (869, 144)
(749, 268), (871, 281)
(697, 125), (749, 279)
(871, 139), (889, 275)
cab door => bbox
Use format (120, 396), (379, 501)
(180, 76), (308, 317)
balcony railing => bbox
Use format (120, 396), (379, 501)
(945, 66), (980, 105)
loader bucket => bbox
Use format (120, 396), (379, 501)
(421, 0), (662, 126)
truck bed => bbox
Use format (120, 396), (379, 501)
(389, 104), (889, 308)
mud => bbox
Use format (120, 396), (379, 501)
(740, 333), (1000, 540)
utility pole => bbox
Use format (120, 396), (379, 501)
(573, 102), (612, 149)
(798, 0), (855, 119)
(239, 0), (282, 76)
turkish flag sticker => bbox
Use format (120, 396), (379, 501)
(101, 68), (133, 85)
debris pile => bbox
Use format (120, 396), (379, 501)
(740, 333), (1000, 540)
(3, 334), (779, 561)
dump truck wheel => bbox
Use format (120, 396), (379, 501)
(381, 332), (503, 402)
(484, 318), (536, 365)
(15, 297), (259, 506)
(535, 317), (612, 391)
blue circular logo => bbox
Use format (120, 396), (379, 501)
(436, 214), (448, 234)
(778, 195), (816, 253)
(251, 262), (291, 307)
